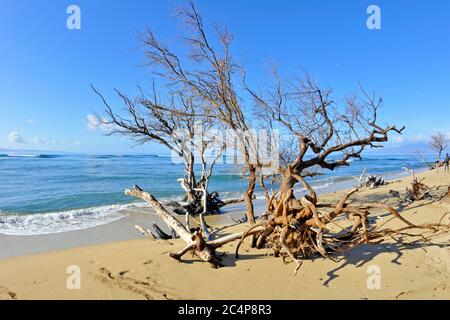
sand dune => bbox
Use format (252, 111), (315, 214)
(0, 169), (449, 300)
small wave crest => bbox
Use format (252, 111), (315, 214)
(4, 153), (40, 158)
(0, 153), (61, 159)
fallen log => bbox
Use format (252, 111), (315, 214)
(126, 186), (193, 243)
(125, 185), (263, 268)
(134, 225), (156, 240)
(220, 197), (245, 205)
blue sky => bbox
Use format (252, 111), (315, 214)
(1, 0), (449, 154)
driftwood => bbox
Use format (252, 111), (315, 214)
(126, 183), (448, 274)
(168, 191), (239, 216)
(220, 197), (245, 206)
(134, 225), (156, 240)
(352, 169), (386, 188)
(364, 175), (386, 188)
(405, 177), (431, 202)
(150, 222), (173, 240)
(389, 189), (401, 198)
(402, 168), (431, 202)
(352, 169), (367, 188)
(125, 185), (264, 268)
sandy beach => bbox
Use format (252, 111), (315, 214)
(0, 168), (449, 300)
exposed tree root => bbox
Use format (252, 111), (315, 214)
(240, 178), (449, 273)
(126, 183), (449, 274)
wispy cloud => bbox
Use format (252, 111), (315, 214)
(86, 114), (98, 131)
(86, 114), (113, 132)
(50, 139), (64, 146)
(389, 133), (430, 145)
(5, 131), (69, 150)
(7, 131), (25, 144)
(26, 118), (35, 124)
(31, 136), (47, 145)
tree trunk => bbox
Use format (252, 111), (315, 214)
(279, 172), (296, 198)
(179, 178), (196, 203)
(244, 165), (256, 224)
(184, 157), (197, 202)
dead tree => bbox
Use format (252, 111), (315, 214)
(239, 70), (449, 271)
(429, 132), (449, 173)
(92, 86), (226, 215)
(247, 71), (404, 199)
(139, 1), (260, 224)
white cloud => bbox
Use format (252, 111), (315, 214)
(86, 114), (99, 131)
(31, 136), (47, 145)
(391, 136), (404, 144)
(407, 134), (429, 143)
(389, 133), (430, 145)
(7, 131), (25, 144)
(86, 114), (113, 132)
(26, 118), (35, 124)
(50, 139), (64, 146)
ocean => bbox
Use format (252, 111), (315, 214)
(0, 152), (431, 235)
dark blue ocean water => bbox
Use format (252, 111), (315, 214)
(0, 152), (430, 235)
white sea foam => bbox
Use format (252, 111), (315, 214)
(294, 181), (333, 194)
(6, 153), (40, 158)
(0, 190), (250, 236)
(0, 202), (150, 236)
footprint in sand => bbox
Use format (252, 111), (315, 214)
(94, 267), (174, 300)
(425, 247), (450, 273)
(118, 270), (130, 276)
(0, 286), (17, 300)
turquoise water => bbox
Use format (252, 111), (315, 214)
(0, 153), (430, 235)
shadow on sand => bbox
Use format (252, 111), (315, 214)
(322, 240), (449, 286)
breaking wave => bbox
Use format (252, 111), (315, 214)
(0, 202), (149, 236)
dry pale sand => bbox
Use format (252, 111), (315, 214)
(0, 169), (449, 300)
